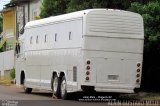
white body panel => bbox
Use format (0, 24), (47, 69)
(16, 9), (144, 93)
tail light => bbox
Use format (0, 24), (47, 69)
(86, 71), (90, 75)
(86, 76), (90, 81)
(86, 66), (90, 70)
(86, 60), (91, 64)
(85, 60), (91, 81)
(137, 63), (141, 67)
(136, 63), (141, 84)
(136, 79), (140, 83)
(137, 69), (140, 72)
(136, 74), (140, 77)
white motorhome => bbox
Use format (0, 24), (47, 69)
(15, 9), (144, 99)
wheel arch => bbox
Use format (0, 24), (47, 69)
(20, 70), (25, 85)
(59, 72), (65, 81)
(51, 71), (57, 89)
(51, 71), (66, 89)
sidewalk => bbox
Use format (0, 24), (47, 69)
(0, 76), (13, 86)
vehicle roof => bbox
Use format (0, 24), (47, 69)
(25, 9), (140, 29)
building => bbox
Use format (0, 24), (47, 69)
(0, 0), (41, 51)
(1, 7), (16, 51)
(0, 0), (41, 77)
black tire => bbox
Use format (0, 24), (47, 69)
(24, 87), (32, 93)
(60, 76), (67, 100)
(23, 78), (32, 93)
(52, 74), (60, 97)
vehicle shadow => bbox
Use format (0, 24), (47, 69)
(31, 92), (53, 98)
(19, 90), (53, 98)
(20, 90), (140, 102)
(66, 92), (140, 102)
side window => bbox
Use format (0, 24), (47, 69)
(36, 36), (39, 44)
(44, 34), (47, 43)
(16, 43), (20, 58)
(69, 32), (72, 40)
(55, 33), (57, 42)
(30, 36), (33, 44)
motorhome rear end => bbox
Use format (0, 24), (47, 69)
(15, 9), (144, 99)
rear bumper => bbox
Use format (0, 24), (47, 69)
(95, 86), (134, 93)
(81, 84), (139, 93)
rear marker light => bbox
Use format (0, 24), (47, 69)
(137, 63), (141, 67)
(136, 79), (140, 83)
(136, 74), (140, 77)
(86, 60), (91, 64)
(86, 66), (90, 70)
(137, 69), (140, 72)
(86, 71), (90, 75)
(86, 77), (89, 81)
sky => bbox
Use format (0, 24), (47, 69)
(0, 0), (11, 11)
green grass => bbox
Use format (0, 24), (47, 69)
(119, 92), (160, 100)
(141, 93), (160, 100)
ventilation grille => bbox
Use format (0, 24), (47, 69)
(73, 66), (77, 82)
(87, 12), (143, 35)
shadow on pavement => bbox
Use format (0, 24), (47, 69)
(20, 90), (139, 102)
(66, 92), (140, 101)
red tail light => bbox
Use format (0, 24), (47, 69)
(86, 60), (91, 64)
(136, 74), (140, 77)
(86, 71), (90, 75)
(137, 63), (141, 67)
(137, 69), (140, 72)
(85, 60), (91, 81)
(86, 66), (90, 70)
(136, 79), (140, 83)
(86, 77), (89, 81)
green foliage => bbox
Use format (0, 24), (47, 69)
(40, 0), (68, 18)
(130, 1), (160, 91)
(40, 0), (137, 17)
(66, 0), (132, 13)
(130, 1), (160, 37)
(10, 68), (15, 79)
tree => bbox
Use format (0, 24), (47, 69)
(40, 0), (135, 17)
(130, 1), (160, 91)
(66, 0), (132, 13)
(40, 0), (68, 18)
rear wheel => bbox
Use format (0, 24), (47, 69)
(24, 78), (32, 93)
(60, 76), (67, 99)
(24, 87), (32, 93)
(52, 74), (60, 97)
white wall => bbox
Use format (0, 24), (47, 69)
(0, 50), (14, 76)
(29, 0), (41, 21)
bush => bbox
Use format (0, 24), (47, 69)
(10, 68), (15, 79)
(130, 1), (160, 92)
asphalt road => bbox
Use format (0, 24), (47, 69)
(0, 85), (115, 106)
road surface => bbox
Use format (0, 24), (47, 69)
(0, 85), (115, 106)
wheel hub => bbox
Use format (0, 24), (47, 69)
(61, 80), (66, 96)
(53, 77), (58, 92)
